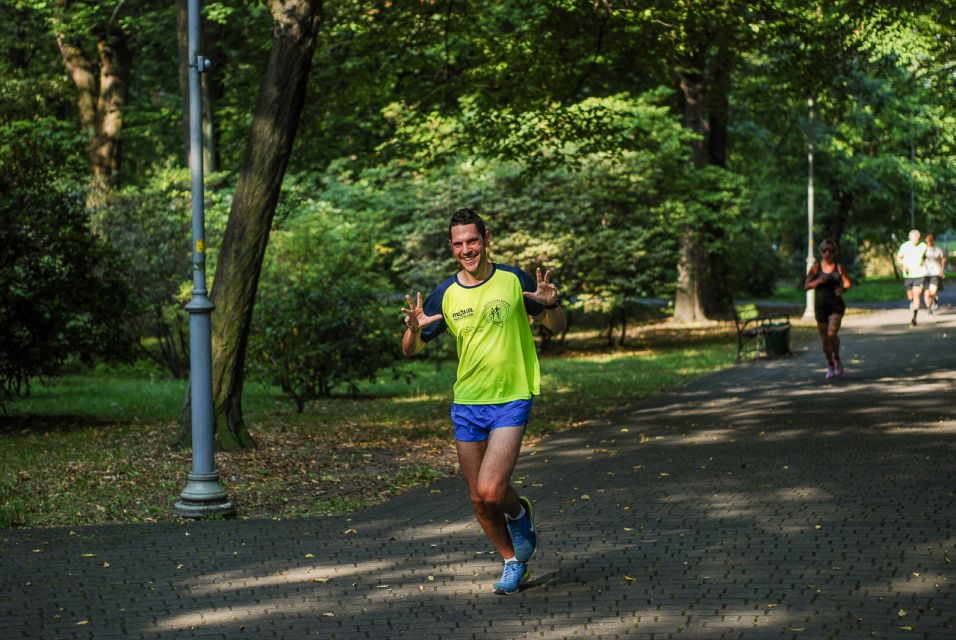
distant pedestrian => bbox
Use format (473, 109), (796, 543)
(922, 233), (946, 313)
(896, 230), (927, 326)
(805, 239), (852, 379)
(401, 208), (566, 595)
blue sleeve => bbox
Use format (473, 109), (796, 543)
(420, 276), (453, 343)
(499, 264), (545, 316)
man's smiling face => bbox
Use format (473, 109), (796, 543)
(450, 223), (490, 279)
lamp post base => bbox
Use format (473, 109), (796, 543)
(174, 472), (236, 518)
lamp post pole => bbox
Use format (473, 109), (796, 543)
(803, 97), (816, 321)
(174, 0), (234, 519)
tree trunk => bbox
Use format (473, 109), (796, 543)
(56, 17), (130, 202)
(824, 191), (852, 247)
(176, 0), (218, 173)
(673, 60), (709, 322)
(192, 0), (323, 451)
(672, 47), (733, 322)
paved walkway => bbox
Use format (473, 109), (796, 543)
(2, 305), (955, 639)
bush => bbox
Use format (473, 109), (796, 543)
(726, 230), (784, 299)
(0, 132), (135, 399)
(248, 209), (401, 411)
(96, 167), (233, 379)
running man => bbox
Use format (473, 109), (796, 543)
(922, 233), (946, 313)
(896, 229), (927, 326)
(401, 208), (566, 595)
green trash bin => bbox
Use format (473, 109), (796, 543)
(762, 323), (790, 358)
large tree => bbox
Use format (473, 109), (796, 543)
(52, 0), (132, 199)
(182, 0), (325, 450)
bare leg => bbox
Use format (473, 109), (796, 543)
(926, 283), (939, 309)
(456, 427), (524, 560)
(828, 314), (843, 360)
(816, 321), (832, 364)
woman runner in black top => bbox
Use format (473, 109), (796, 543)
(804, 239), (852, 379)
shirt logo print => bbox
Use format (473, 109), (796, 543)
(481, 299), (511, 328)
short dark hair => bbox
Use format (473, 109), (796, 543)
(448, 208), (486, 240)
(819, 238), (838, 252)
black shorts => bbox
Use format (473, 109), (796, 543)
(814, 298), (845, 324)
(904, 277), (924, 290)
(924, 275), (942, 289)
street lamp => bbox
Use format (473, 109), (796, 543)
(174, 0), (234, 519)
(803, 97), (815, 321)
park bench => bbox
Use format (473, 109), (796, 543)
(733, 303), (791, 362)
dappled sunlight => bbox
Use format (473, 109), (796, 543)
(179, 559), (397, 596)
(154, 554), (500, 634)
(772, 486), (832, 502)
(681, 428), (736, 444)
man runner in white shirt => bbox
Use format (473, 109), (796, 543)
(896, 229), (927, 327)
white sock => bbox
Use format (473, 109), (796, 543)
(505, 505), (526, 521)
(504, 556), (518, 564)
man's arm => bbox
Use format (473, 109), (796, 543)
(402, 325), (427, 357)
(522, 267), (567, 333)
(537, 304), (567, 334)
(401, 291), (442, 357)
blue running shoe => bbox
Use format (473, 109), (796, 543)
(507, 496), (537, 562)
(493, 560), (528, 595)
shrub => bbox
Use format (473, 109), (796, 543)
(249, 210), (400, 411)
(0, 131), (135, 400)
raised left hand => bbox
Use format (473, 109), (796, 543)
(523, 267), (558, 307)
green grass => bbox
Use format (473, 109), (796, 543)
(768, 275), (904, 305)
(1, 331), (737, 528)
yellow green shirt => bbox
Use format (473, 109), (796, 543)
(421, 264), (544, 404)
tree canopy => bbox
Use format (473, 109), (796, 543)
(2, 0), (953, 443)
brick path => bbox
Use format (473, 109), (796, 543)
(2, 306), (954, 639)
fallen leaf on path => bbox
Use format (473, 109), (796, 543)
(304, 553), (315, 558)
(342, 528), (357, 535)
(623, 576), (636, 581)
(898, 609), (907, 617)
(80, 553), (96, 557)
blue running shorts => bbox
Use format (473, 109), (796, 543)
(451, 398), (533, 442)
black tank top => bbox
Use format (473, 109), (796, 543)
(815, 263), (843, 306)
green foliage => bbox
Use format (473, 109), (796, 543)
(321, 92), (726, 320)
(248, 208), (401, 411)
(96, 168), (232, 378)
(0, 131), (135, 400)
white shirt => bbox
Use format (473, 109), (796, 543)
(924, 245), (944, 277)
(897, 241), (927, 278)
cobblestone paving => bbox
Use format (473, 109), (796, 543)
(2, 307), (954, 639)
